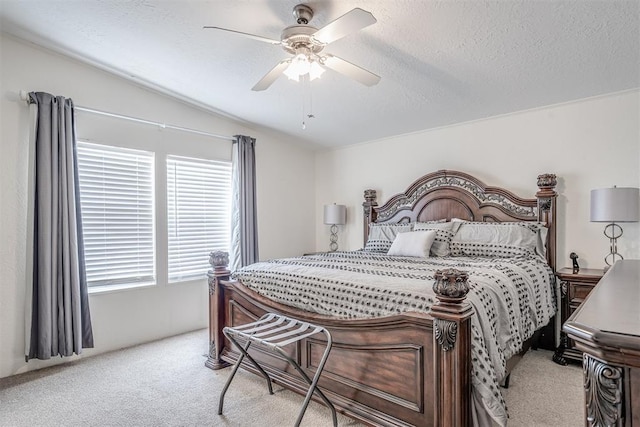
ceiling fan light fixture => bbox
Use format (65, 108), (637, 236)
(283, 52), (325, 81)
(308, 60), (325, 81)
(284, 53), (311, 80)
(283, 63), (300, 81)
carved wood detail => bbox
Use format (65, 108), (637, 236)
(363, 189), (378, 244)
(535, 173), (557, 272)
(433, 319), (458, 352)
(560, 280), (568, 297)
(432, 268), (470, 300)
(209, 250), (230, 271)
(205, 251), (231, 370)
(430, 268), (473, 426)
(584, 354), (624, 427)
(362, 170), (557, 272)
(375, 175), (537, 221)
(536, 173), (557, 191)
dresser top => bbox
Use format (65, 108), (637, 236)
(565, 260), (640, 351)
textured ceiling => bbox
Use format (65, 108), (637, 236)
(1, 0), (639, 148)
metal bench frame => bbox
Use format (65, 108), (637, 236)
(218, 313), (337, 427)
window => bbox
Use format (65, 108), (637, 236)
(76, 142), (231, 290)
(76, 142), (155, 288)
(167, 156), (232, 282)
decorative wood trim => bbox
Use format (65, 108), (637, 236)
(552, 279), (570, 365)
(433, 319), (458, 352)
(535, 173), (557, 272)
(430, 269), (473, 426)
(362, 189), (378, 245)
(361, 170), (557, 273)
(205, 251), (231, 370)
(305, 339), (425, 412)
(432, 268), (470, 300)
(584, 354), (624, 427)
(376, 173), (538, 221)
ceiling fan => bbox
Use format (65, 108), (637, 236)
(204, 4), (381, 91)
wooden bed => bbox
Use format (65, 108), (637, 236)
(206, 169), (558, 426)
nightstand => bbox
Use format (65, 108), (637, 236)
(553, 267), (605, 365)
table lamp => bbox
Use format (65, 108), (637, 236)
(590, 186), (639, 267)
(323, 204), (346, 251)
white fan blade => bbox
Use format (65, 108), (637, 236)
(322, 54), (380, 87)
(203, 26), (281, 45)
(252, 60), (290, 91)
(312, 8), (376, 45)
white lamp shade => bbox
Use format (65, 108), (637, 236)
(323, 204), (347, 225)
(590, 187), (640, 222)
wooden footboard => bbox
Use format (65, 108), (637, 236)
(206, 252), (473, 427)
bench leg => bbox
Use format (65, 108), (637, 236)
(218, 349), (245, 415)
(277, 345), (337, 427)
(218, 338), (275, 416)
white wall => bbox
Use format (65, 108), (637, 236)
(315, 91), (640, 269)
(0, 35), (316, 378)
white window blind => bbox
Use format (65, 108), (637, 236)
(76, 142), (155, 287)
(167, 155), (231, 282)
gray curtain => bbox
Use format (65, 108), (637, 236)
(27, 92), (93, 361)
(230, 135), (259, 271)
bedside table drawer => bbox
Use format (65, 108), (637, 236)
(568, 283), (594, 305)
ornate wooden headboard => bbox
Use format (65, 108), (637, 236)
(362, 170), (558, 271)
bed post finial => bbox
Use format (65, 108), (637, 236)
(430, 269), (473, 426)
(537, 173), (557, 191)
(363, 189), (378, 246)
(206, 251), (231, 370)
(536, 173), (557, 272)
(432, 269), (470, 302)
(209, 250), (229, 272)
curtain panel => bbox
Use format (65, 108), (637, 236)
(26, 92), (93, 361)
(230, 135), (258, 271)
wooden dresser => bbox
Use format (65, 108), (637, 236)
(553, 267), (604, 365)
(564, 260), (640, 426)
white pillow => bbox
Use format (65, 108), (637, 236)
(387, 230), (437, 257)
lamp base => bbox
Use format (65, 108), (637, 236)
(603, 222), (623, 267)
(329, 224), (338, 252)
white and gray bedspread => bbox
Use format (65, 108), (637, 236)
(232, 251), (556, 426)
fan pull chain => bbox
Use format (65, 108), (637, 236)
(301, 75), (315, 130)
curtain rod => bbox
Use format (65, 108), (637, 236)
(19, 90), (235, 142)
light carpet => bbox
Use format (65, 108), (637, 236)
(0, 329), (583, 426)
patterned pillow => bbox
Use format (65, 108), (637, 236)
(363, 223), (412, 253)
(413, 221), (461, 256)
(450, 221), (548, 258)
